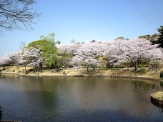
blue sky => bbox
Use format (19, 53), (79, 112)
(0, 0), (163, 56)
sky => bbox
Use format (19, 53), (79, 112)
(0, 0), (163, 56)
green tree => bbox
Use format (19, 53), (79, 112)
(156, 26), (163, 48)
(56, 40), (61, 44)
(150, 33), (160, 44)
(115, 37), (124, 40)
(27, 40), (58, 68)
(138, 34), (151, 40)
(91, 40), (96, 43)
(40, 33), (60, 45)
(40, 33), (55, 43)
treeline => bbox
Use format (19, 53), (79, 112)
(0, 26), (163, 74)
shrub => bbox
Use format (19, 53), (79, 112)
(137, 68), (146, 74)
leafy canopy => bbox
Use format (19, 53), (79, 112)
(27, 39), (57, 67)
(157, 26), (163, 48)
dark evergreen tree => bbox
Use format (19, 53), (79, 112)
(157, 26), (163, 48)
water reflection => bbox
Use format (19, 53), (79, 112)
(0, 75), (163, 122)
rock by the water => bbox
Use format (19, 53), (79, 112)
(151, 91), (163, 105)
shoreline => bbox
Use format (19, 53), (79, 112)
(0, 71), (162, 82)
(0, 66), (163, 82)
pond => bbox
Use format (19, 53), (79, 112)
(0, 75), (163, 122)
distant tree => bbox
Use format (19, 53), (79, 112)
(138, 35), (151, 40)
(19, 42), (26, 51)
(150, 34), (160, 44)
(156, 26), (163, 48)
(91, 40), (96, 43)
(56, 40), (61, 45)
(115, 37), (124, 40)
(138, 34), (160, 44)
(0, 0), (40, 31)
(71, 39), (76, 43)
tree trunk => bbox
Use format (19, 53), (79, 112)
(87, 66), (89, 72)
(37, 65), (39, 72)
(25, 66), (27, 74)
(134, 61), (138, 72)
(155, 63), (159, 73)
(91, 64), (96, 72)
(16, 66), (20, 72)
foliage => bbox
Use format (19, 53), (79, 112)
(149, 60), (161, 73)
(57, 51), (72, 68)
(136, 68), (146, 74)
(115, 37), (124, 40)
(27, 39), (58, 68)
(138, 34), (151, 40)
(40, 33), (60, 45)
(91, 40), (96, 43)
(138, 33), (160, 44)
(138, 59), (150, 67)
(151, 34), (160, 44)
(46, 54), (57, 68)
(0, 0), (40, 31)
(157, 26), (163, 48)
(40, 33), (55, 43)
(28, 39), (55, 52)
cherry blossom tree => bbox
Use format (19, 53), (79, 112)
(20, 47), (43, 73)
(0, 56), (11, 69)
(110, 39), (163, 71)
(69, 42), (111, 71)
(58, 39), (163, 72)
(57, 43), (81, 56)
(0, 51), (21, 70)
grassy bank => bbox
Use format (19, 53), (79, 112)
(0, 66), (162, 80)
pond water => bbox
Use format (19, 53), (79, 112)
(0, 75), (163, 122)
